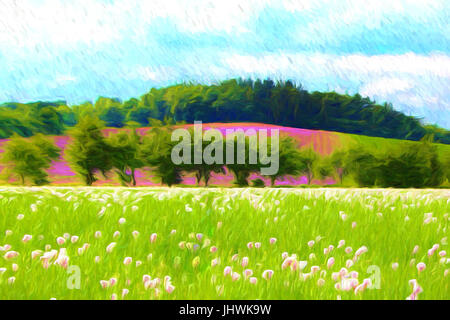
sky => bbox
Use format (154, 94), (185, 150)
(0, 0), (449, 128)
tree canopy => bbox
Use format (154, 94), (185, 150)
(0, 134), (60, 185)
(1, 79), (449, 144)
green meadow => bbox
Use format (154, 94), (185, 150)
(0, 187), (448, 300)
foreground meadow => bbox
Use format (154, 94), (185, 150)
(0, 187), (448, 300)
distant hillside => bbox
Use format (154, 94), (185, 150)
(1, 78), (449, 143)
(1, 123), (449, 186)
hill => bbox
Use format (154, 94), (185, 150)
(1, 79), (449, 144)
(1, 123), (449, 186)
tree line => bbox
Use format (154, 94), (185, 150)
(1, 116), (449, 188)
(1, 79), (449, 144)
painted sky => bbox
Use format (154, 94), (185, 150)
(0, 0), (449, 127)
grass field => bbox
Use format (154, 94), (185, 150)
(0, 187), (448, 300)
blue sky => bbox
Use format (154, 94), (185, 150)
(0, 0), (449, 127)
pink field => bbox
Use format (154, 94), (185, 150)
(0, 123), (341, 186)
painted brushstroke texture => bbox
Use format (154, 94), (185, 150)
(0, 123), (341, 186)
(0, 0), (449, 127)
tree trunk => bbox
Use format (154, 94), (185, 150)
(307, 171), (313, 185)
(231, 169), (239, 183)
(195, 171), (202, 186)
(131, 168), (136, 186)
(337, 168), (344, 185)
(86, 172), (95, 186)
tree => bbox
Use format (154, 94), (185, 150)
(180, 128), (225, 187)
(227, 163), (255, 186)
(32, 133), (61, 161)
(140, 127), (183, 186)
(66, 116), (112, 185)
(377, 139), (445, 188)
(346, 148), (381, 187)
(56, 105), (77, 126)
(444, 152), (450, 184)
(297, 146), (320, 185)
(261, 136), (305, 186)
(225, 135), (260, 187)
(1, 134), (59, 185)
(328, 149), (351, 184)
(156, 160), (183, 186)
(345, 141), (446, 188)
(183, 161), (225, 187)
(314, 156), (334, 182)
(1, 78), (449, 145)
(251, 178), (266, 187)
(106, 130), (144, 186)
(95, 97), (125, 128)
(99, 106), (125, 128)
(36, 106), (65, 135)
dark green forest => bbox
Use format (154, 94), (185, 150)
(1, 78), (449, 143)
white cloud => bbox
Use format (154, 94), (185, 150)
(279, 0), (315, 12)
(0, 0), (129, 47)
(221, 52), (450, 123)
(55, 74), (77, 84)
(0, 0), (277, 48)
(328, 0), (445, 26)
(0, 0), (448, 126)
(278, 0), (443, 15)
(0, 0), (446, 49)
(334, 53), (450, 78)
(133, 67), (159, 81)
(293, 0), (448, 47)
(222, 52), (450, 80)
(124, 65), (179, 83)
(360, 78), (412, 96)
(45, 74), (78, 89)
(137, 0), (273, 34)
